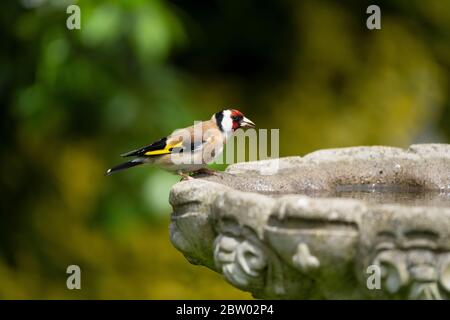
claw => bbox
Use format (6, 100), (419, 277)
(177, 171), (194, 181)
(194, 168), (223, 178)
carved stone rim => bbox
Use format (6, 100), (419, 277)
(169, 144), (450, 299)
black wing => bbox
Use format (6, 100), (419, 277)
(121, 137), (168, 157)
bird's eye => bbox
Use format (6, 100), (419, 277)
(231, 116), (239, 121)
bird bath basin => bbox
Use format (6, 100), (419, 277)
(169, 144), (450, 299)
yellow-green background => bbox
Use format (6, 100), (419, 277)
(1, 0), (449, 299)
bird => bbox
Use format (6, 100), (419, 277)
(105, 109), (255, 179)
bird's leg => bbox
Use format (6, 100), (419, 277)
(194, 167), (222, 177)
(177, 171), (194, 181)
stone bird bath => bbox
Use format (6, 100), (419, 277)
(169, 144), (450, 299)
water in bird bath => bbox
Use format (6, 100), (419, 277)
(299, 184), (450, 208)
(201, 174), (450, 207)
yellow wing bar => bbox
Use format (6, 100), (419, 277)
(144, 141), (183, 156)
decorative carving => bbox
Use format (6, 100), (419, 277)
(292, 243), (320, 272)
(370, 231), (450, 300)
(213, 234), (267, 291)
(438, 254), (450, 292)
(373, 249), (409, 294)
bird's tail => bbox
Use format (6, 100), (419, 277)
(105, 158), (145, 176)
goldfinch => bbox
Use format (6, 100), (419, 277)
(106, 109), (255, 179)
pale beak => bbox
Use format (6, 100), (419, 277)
(240, 117), (256, 128)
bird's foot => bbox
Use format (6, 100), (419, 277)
(178, 172), (194, 181)
(194, 168), (223, 178)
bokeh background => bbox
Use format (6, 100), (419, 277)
(1, 0), (450, 299)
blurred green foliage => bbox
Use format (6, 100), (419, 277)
(0, 0), (449, 299)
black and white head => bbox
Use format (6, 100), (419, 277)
(213, 109), (255, 137)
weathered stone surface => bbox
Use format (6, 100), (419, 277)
(169, 144), (450, 299)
